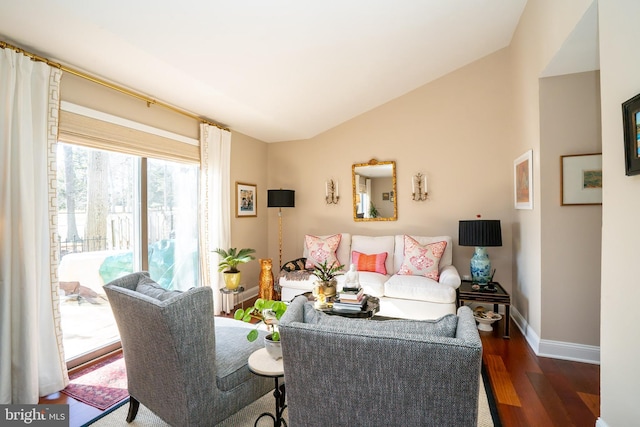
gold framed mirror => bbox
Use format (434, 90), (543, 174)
(352, 159), (397, 221)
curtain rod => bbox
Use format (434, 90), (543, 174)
(0, 40), (229, 131)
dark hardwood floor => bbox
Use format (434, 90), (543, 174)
(481, 318), (600, 426)
(41, 310), (600, 427)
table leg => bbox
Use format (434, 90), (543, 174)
(504, 305), (510, 339)
(254, 377), (287, 427)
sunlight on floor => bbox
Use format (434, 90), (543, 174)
(60, 297), (120, 360)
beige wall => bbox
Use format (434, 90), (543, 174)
(508, 0), (593, 340)
(599, 0), (640, 424)
(268, 47), (516, 295)
(540, 71), (601, 346)
(229, 131), (269, 291)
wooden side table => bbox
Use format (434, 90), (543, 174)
(457, 281), (511, 338)
(219, 286), (244, 314)
(248, 348), (287, 427)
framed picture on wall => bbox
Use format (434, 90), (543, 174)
(514, 149), (533, 210)
(235, 182), (257, 217)
(561, 153), (602, 205)
(622, 92), (640, 176)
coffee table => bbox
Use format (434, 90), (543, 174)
(324, 295), (380, 319)
(247, 348), (287, 427)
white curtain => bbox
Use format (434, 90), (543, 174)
(199, 124), (231, 314)
(0, 49), (68, 403)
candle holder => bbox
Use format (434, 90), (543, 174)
(412, 173), (428, 201)
(325, 179), (339, 204)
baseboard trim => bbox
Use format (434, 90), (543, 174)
(511, 307), (600, 365)
(596, 417), (610, 427)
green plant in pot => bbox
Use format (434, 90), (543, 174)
(312, 260), (344, 305)
(214, 247), (256, 290)
(235, 299), (287, 359)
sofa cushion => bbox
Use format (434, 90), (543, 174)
(351, 235), (395, 275)
(338, 271), (387, 297)
(384, 274), (456, 304)
(352, 251), (388, 275)
(304, 234), (342, 269)
(393, 235), (453, 273)
(214, 317), (268, 391)
(397, 235), (447, 280)
(135, 276), (183, 301)
(302, 302), (458, 338)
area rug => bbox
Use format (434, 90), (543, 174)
(62, 352), (128, 410)
(85, 372), (498, 427)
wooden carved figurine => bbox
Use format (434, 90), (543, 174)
(258, 258), (278, 300)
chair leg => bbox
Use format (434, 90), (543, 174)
(126, 397), (140, 422)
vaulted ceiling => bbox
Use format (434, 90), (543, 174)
(0, 1), (530, 142)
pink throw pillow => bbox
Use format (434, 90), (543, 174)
(397, 235), (447, 280)
(304, 234), (342, 269)
(351, 251), (388, 275)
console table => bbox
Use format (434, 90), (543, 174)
(457, 281), (510, 338)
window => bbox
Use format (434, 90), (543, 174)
(57, 143), (199, 364)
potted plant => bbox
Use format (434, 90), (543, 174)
(235, 299), (288, 359)
(312, 259), (344, 302)
(213, 247), (256, 290)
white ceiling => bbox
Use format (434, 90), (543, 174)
(0, 0), (529, 142)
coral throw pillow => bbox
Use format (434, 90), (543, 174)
(304, 234), (342, 269)
(351, 251), (388, 275)
(397, 235), (447, 280)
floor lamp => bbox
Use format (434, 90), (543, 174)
(267, 189), (295, 269)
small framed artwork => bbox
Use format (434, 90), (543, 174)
(514, 149), (533, 209)
(235, 182), (257, 217)
(382, 192), (390, 201)
(622, 93), (640, 176)
(561, 153), (602, 205)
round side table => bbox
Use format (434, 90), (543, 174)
(248, 348), (287, 427)
(219, 286), (244, 314)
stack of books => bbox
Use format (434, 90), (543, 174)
(332, 287), (367, 311)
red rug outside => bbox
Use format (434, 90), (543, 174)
(61, 353), (128, 410)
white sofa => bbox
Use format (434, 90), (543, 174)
(278, 233), (461, 320)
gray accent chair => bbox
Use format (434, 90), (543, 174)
(279, 295), (483, 427)
(103, 272), (272, 427)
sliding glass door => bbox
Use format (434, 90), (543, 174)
(57, 143), (199, 366)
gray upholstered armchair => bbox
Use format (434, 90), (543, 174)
(104, 272), (272, 427)
(279, 296), (483, 427)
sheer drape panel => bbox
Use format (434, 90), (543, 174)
(199, 124), (231, 315)
(0, 49), (68, 403)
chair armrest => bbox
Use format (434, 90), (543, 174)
(439, 264), (461, 288)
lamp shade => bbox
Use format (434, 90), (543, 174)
(458, 220), (502, 247)
(267, 189), (295, 208)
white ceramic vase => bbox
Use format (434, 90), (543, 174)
(264, 334), (282, 360)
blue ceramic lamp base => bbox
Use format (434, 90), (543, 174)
(470, 246), (492, 284)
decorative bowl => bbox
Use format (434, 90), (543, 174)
(473, 311), (502, 332)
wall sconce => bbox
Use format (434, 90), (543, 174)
(412, 173), (428, 201)
(325, 179), (339, 204)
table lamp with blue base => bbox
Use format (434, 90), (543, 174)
(459, 219), (502, 285)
